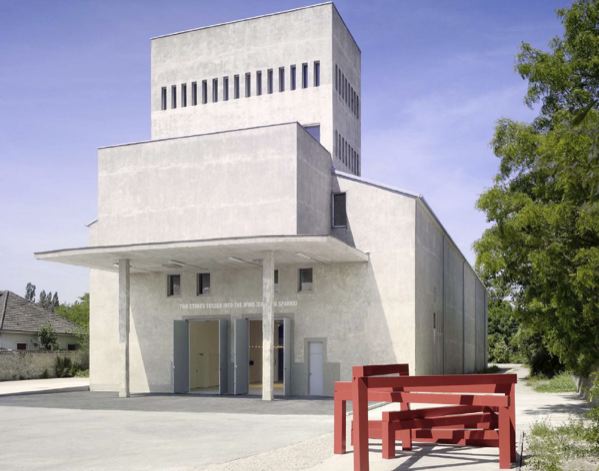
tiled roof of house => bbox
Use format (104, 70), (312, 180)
(0, 291), (78, 335)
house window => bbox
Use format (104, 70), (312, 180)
(267, 69), (273, 94)
(256, 71), (262, 95)
(298, 268), (313, 292)
(191, 82), (197, 105)
(197, 272), (210, 295)
(16, 343), (27, 351)
(302, 63), (308, 88)
(202, 80), (207, 104)
(234, 74), (240, 99)
(314, 61), (320, 87)
(167, 274), (181, 297)
(304, 124), (320, 142)
(332, 192), (347, 227)
(212, 78), (218, 102)
(290, 65), (296, 90)
(223, 76), (229, 101)
(181, 83), (187, 107)
(67, 344), (78, 351)
(171, 85), (177, 108)
(278, 67), (285, 92)
(245, 73), (251, 97)
(161, 87), (167, 110)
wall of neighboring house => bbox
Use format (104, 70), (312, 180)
(0, 350), (86, 381)
(0, 331), (79, 351)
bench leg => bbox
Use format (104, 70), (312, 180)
(499, 406), (511, 469)
(509, 384), (516, 463)
(334, 397), (346, 454)
(382, 418), (395, 459)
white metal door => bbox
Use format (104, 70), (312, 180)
(308, 341), (324, 396)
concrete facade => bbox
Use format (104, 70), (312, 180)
(36, 3), (486, 398)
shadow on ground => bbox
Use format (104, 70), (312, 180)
(0, 391), (334, 415)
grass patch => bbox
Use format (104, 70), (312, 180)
(527, 372), (577, 393)
(527, 412), (599, 471)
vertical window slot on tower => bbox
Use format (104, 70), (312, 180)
(223, 76), (229, 101)
(245, 73), (251, 97)
(267, 69), (273, 94)
(201, 80), (207, 104)
(234, 75), (240, 99)
(212, 78), (218, 102)
(161, 87), (167, 110)
(290, 65), (296, 90)
(302, 63), (308, 88)
(191, 82), (197, 105)
(256, 71), (262, 95)
(171, 85), (177, 108)
(314, 61), (320, 87)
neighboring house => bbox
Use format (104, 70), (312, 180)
(36, 3), (487, 399)
(0, 291), (79, 351)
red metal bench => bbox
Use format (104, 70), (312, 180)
(342, 365), (517, 470)
(333, 363), (410, 454)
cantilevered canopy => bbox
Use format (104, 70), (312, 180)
(34, 235), (368, 273)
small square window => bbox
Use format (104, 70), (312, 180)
(332, 192), (347, 227)
(197, 272), (210, 295)
(167, 274), (181, 297)
(16, 343), (27, 351)
(298, 268), (313, 292)
(67, 344), (78, 351)
(161, 87), (167, 110)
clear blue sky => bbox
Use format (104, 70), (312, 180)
(0, 0), (567, 303)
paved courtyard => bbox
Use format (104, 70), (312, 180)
(0, 365), (590, 470)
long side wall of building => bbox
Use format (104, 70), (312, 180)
(414, 200), (487, 374)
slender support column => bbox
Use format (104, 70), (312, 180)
(261, 251), (275, 401)
(118, 258), (130, 398)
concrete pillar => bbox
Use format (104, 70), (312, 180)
(118, 258), (130, 398)
(261, 251), (275, 401)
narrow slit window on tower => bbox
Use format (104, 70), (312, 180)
(356, 95), (360, 118)
(201, 80), (207, 104)
(191, 82), (197, 105)
(171, 85), (177, 108)
(212, 78), (218, 102)
(338, 68), (342, 94)
(313, 61), (320, 87)
(334, 130), (338, 157)
(234, 74), (240, 99)
(290, 65), (296, 90)
(267, 69), (273, 94)
(334, 65), (338, 91)
(256, 71), (262, 95)
(161, 87), (167, 110)
(223, 76), (229, 101)
(245, 73), (251, 97)
(181, 83), (187, 107)
(350, 88), (354, 113)
(332, 192), (347, 227)
(278, 67), (285, 92)
(302, 62), (308, 88)
(167, 274), (181, 297)
(338, 133), (341, 160)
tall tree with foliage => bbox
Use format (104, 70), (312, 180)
(475, 0), (599, 375)
(55, 293), (89, 351)
(25, 282), (36, 303)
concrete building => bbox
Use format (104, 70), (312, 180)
(36, 3), (487, 399)
(0, 291), (79, 351)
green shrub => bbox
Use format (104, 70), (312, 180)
(55, 357), (73, 378)
(527, 372), (577, 393)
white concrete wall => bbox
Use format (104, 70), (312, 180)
(96, 124), (307, 246)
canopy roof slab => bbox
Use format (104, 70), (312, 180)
(34, 235), (369, 272)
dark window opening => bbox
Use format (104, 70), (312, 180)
(256, 71), (262, 95)
(161, 87), (167, 110)
(267, 69), (273, 94)
(298, 268), (313, 292)
(290, 65), (296, 90)
(191, 82), (197, 105)
(181, 83), (187, 107)
(332, 192), (347, 227)
(197, 272), (211, 295)
(201, 80), (207, 104)
(278, 67), (285, 92)
(167, 274), (181, 297)
(16, 343), (27, 351)
(67, 344), (78, 351)
(334, 65), (338, 91)
(245, 73), (251, 97)
(223, 76), (229, 101)
(314, 61), (320, 87)
(212, 78), (218, 102)
(171, 85), (177, 108)
(234, 75), (240, 99)
(302, 63), (308, 88)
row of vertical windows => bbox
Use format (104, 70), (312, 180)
(334, 130), (360, 175)
(334, 64), (359, 119)
(159, 61), (321, 111)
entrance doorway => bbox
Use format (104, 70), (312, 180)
(308, 341), (324, 396)
(248, 319), (286, 395)
(189, 320), (220, 393)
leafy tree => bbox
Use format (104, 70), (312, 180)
(475, 0), (599, 375)
(56, 293), (89, 352)
(51, 292), (59, 310)
(37, 325), (58, 351)
(38, 290), (47, 308)
(25, 282), (36, 303)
